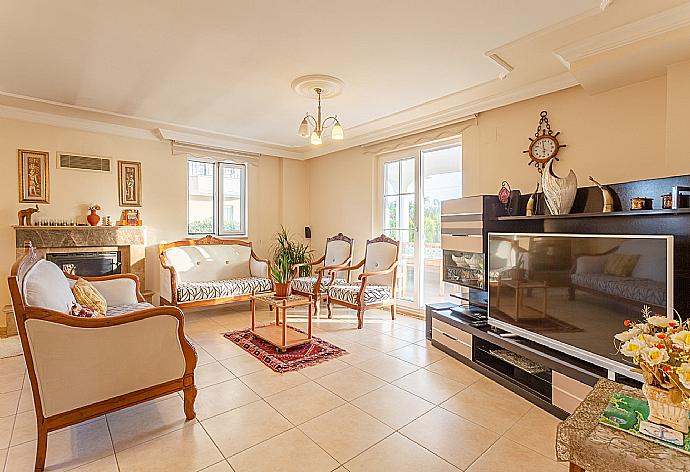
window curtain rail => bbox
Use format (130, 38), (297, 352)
(171, 140), (260, 165)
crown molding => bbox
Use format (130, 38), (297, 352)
(0, 104), (158, 141)
(302, 72), (579, 159)
(554, 2), (690, 69)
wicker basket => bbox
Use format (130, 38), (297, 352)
(643, 383), (690, 434)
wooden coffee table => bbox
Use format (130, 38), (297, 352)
(250, 293), (313, 352)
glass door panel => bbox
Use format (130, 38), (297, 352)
(421, 145), (462, 305)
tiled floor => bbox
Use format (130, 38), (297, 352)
(0, 303), (566, 471)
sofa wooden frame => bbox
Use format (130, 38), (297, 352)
(327, 234), (400, 329)
(291, 232), (354, 317)
(159, 235), (272, 308)
(8, 241), (198, 472)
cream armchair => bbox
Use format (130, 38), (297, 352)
(327, 235), (400, 329)
(291, 233), (354, 317)
(8, 242), (197, 472)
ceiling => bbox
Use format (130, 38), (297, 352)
(1, 0), (689, 158)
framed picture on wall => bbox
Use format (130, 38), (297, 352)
(118, 160), (142, 207)
(18, 149), (50, 203)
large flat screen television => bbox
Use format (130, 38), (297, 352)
(487, 233), (673, 378)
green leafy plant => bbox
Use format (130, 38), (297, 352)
(271, 226), (313, 282)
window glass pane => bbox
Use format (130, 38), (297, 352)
(383, 196), (398, 230)
(187, 161), (215, 234)
(384, 161), (399, 196)
(396, 229), (415, 301)
(401, 158), (415, 194)
(221, 164), (245, 233)
(400, 193), (415, 238)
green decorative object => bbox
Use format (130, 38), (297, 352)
(599, 393), (690, 454)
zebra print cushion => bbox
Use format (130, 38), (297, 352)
(105, 302), (154, 317)
(291, 276), (346, 295)
(177, 277), (272, 303)
(328, 284), (392, 305)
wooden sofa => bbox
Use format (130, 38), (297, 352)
(8, 242), (197, 471)
(159, 235), (272, 307)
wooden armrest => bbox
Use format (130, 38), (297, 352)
(251, 251), (271, 266)
(22, 304), (185, 326)
(325, 259), (364, 273)
(358, 261), (398, 280)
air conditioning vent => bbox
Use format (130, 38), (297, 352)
(57, 153), (112, 172)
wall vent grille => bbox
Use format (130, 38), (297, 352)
(57, 153), (112, 172)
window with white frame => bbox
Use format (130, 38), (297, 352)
(187, 160), (247, 236)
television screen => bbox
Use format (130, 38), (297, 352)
(487, 233), (673, 374)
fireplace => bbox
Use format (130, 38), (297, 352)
(47, 251), (122, 277)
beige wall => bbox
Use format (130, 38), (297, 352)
(0, 118), (308, 325)
(307, 63), (690, 259)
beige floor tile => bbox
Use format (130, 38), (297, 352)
(386, 325), (427, 343)
(5, 418), (113, 472)
(393, 316), (426, 330)
(0, 415), (14, 449)
(239, 369), (309, 397)
(16, 377), (33, 414)
(10, 410), (35, 446)
(504, 406), (561, 460)
(229, 428), (338, 472)
(393, 369), (467, 404)
(298, 404), (392, 463)
(220, 353), (265, 377)
(0, 357), (25, 377)
(315, 367), (386, 401)
(201, 400), (292, 457)
(192, 335), (246, 361)
(265, 382), (345, 425)
(337, 343), (382, 365)
(355, 332), (411, 352)
(195, 378), (261, 421)
(425, 357), (483, 385)
(0, 390), (20, 418)
(440, 379), (532, 434)
(300, 357), (350, 380)
(116, 422), (223, 472)
(352, 384), (434, 429)
(466, 437), (567, 472)
(195, 362), (236, 389)
(344, 432), (459, 472)
(70, 454), (119, 471)
(401, 407), (499, 469)
(107, 395), (193, 451)
(0, 372), (24, 395)
(194, 345), (218, 367)
(388, 343), (447, 367)
(354, 354), (419, 382)
(200, 460), (234, 471)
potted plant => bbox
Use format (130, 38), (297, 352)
(615, 305), (690, 433)
(271, 226), (312, 298)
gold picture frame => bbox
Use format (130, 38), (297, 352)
(118, 160), (142, 207)
(18, 150), (50, 203)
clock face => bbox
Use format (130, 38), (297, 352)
(529, 136), (559, 162)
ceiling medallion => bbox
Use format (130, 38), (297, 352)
(292, 75), (344, 145)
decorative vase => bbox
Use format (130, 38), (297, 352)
(541, 160), (577, 215)
(86, 209), (100, 226)
(275, 282), (292, 299)
(643, 383), (690, 434)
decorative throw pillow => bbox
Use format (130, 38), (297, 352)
(71, 278), (107, 315)
(604, 253), (640, 277)
(69, 302), (102, 318)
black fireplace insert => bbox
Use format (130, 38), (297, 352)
(47, 251), (122, 277)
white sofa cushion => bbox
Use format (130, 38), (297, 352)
(364, 241), (398, 286)
(163, 245), (252, 283)
(23, 260), (76, 314)
(177, 277), (272, 302)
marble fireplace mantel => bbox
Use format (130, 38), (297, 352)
(13, 225), (146, 248)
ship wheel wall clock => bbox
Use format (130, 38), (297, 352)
(523, 111), (567, 173)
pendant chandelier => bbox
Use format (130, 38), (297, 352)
(292, 75), (344, 145)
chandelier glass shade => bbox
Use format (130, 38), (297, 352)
(297, 87), (343, 144)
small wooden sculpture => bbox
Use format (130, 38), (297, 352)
(589, 176), (614, 213)
(18, 205), (39, 226)
(526, 183), (540, 216)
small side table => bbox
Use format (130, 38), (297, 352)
(496, 279), (548, 320)
(556, 379), (690, 471)
(250, 293), (313, 352)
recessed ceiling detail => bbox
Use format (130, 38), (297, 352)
(291, 75), (344, 99)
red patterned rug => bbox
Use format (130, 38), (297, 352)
(224, 326), (348, 373)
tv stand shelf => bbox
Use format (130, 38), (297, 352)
(497, 207), (690, 221)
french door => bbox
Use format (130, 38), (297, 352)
(380, 143), (462, 310)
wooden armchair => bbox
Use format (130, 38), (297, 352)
(326, 235), (400, 329)
(8, 242), (197, 471)
(291, 233), (354, 316)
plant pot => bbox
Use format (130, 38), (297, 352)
(274, 282), (292, 299)
(87, 209), (100, 226)
(643, 383), (690, 434)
